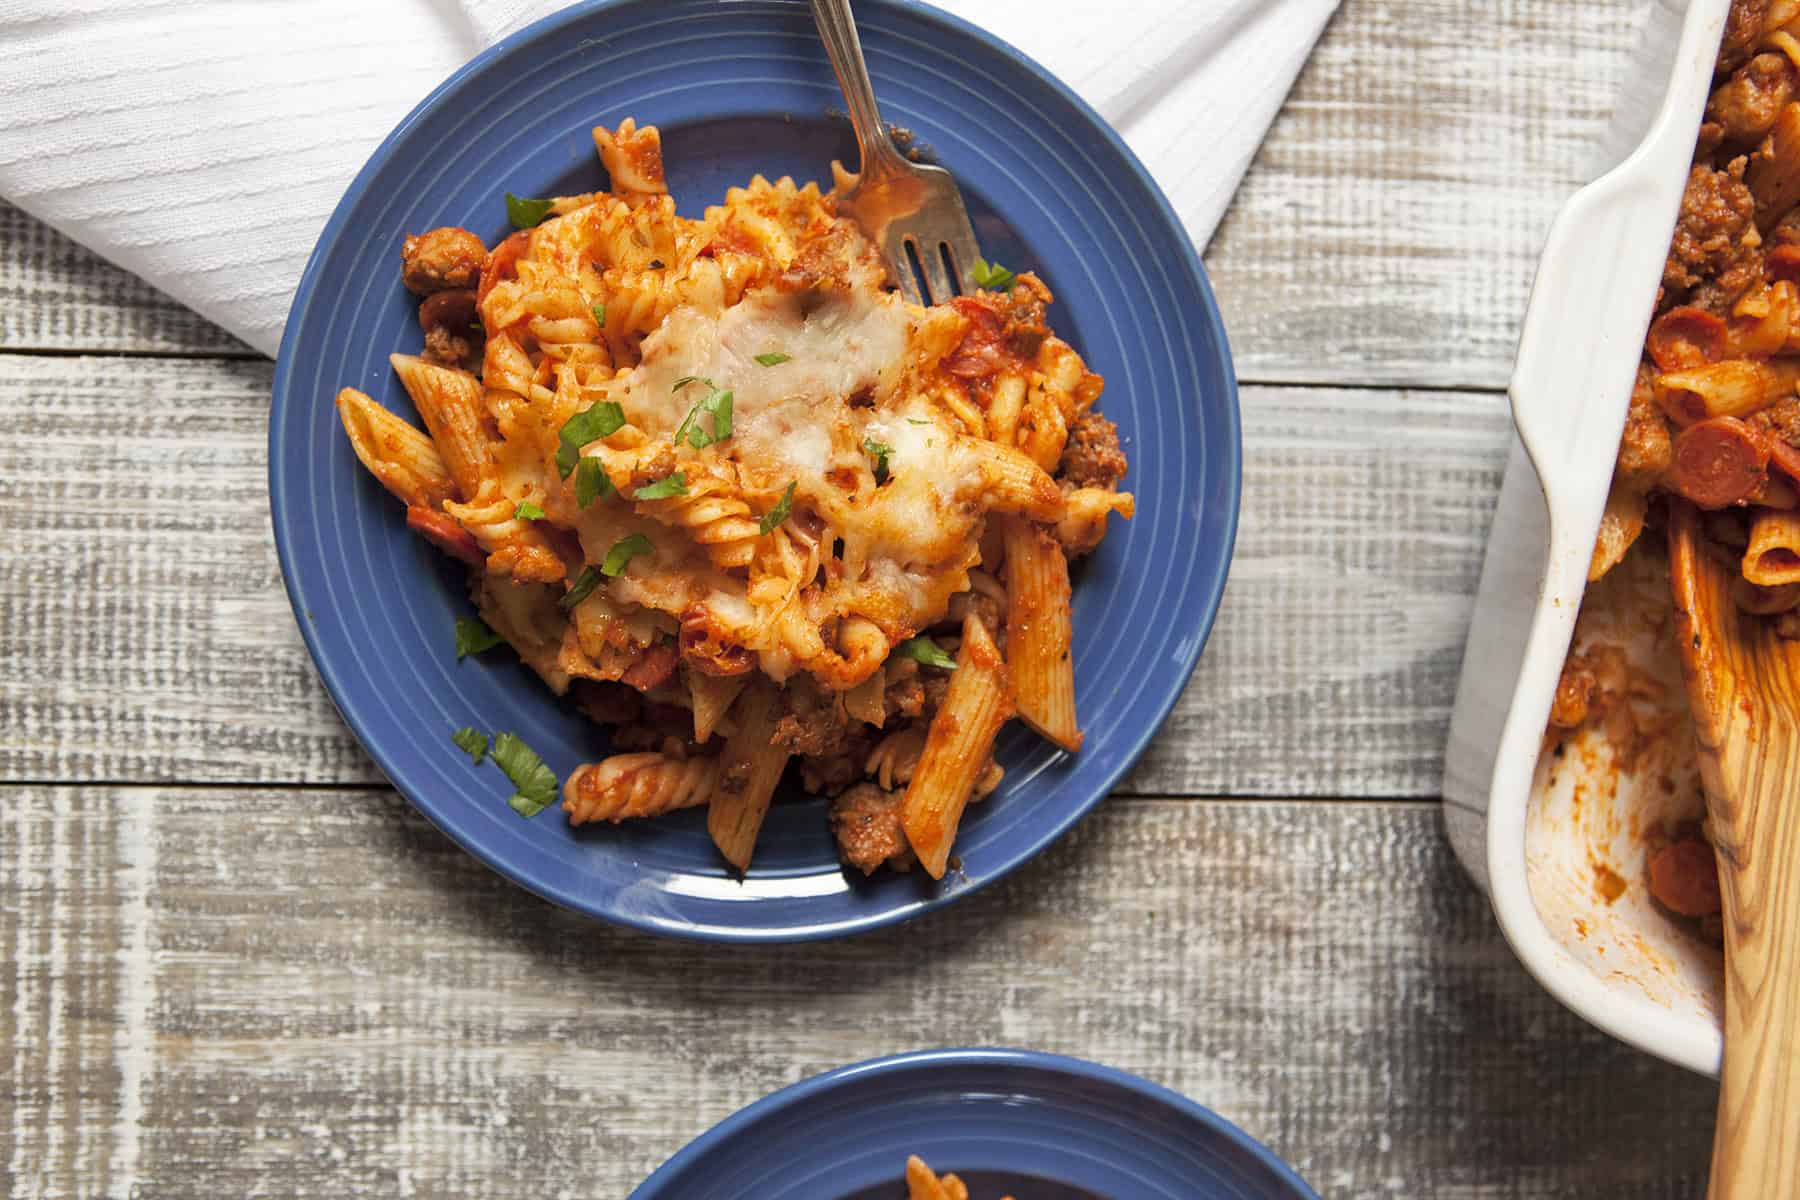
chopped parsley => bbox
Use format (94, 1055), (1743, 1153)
(971, 257), (1016, 291)
(895, 635), (957, 670)
(506, 192), (554, 229)
(592, 301), (607, 327)
(454, 617), (504, 660)
(574, 455), (613, 507)
(602, 532), (654, 577)
(634, 472), (689, 500)
(451, 727), (490, 765)
(559, 565), (603, 611)
(513, 499), (545, 521)
(759, 481), (797, 534)
(907, 418), (930, 425)
(556, 401), (626, 478)
(670, 378), (734, 448)
(492, 732), (558, 817)
(753, 352), (791, 366)
(863, 438), (893, 484)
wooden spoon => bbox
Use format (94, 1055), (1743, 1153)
(1667, 500), (1800, 1197)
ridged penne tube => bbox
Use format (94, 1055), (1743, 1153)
(335, 388), (455, 509)
(1748, 101), (1800, 225)
(562, 752), (717, 825)
(1002, 517), (1081, 751)
(707, 683), (789, 871)
(963, 438), (1064, 521)
(390, 353), (493, 499)
(1732, 576), (1800, 614)
(901, 615), (1015, 879)
(689, 672), (748, 743)
(1653, 358), (1800, 424)
(1744, 509), (1800, 585)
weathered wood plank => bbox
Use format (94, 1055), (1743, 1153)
(0, 201), (249, 357)
(0, 791), (1716, 1199)
(1207, 0), (1647, 389)
(0, 355), (1510, 793)
(0, 0), (1646, 390)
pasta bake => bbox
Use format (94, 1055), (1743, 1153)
(335, 119), (1132, 877)
(1550, 0), (1800, 936)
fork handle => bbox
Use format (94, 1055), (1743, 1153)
(810, 0), (907, 179)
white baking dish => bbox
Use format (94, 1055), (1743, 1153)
(1443, 0), (1732, 1078)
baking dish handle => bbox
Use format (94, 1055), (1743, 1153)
(1509, 0), (1723, 544)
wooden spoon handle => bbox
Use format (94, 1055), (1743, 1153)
(1668, 506), (1800, 1197)
(1709, 778), (1800, 1199)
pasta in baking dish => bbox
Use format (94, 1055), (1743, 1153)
(335, 119), (1133, 877)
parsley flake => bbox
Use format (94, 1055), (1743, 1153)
(574, 455), (613, 508)
(759, 481), (797, 534)
(634, 472), (689, 500)
(602, 532), (654, 576)
(492, 732), (558, 817)
(907, 418), (930, 425)
(556, 401), (626, 478)
(451, 727), (489, 764)
(559, 565), (603, 611)
(895, 635), (957, 670)
(454, 617), (504, 660)
(971, 257), (1016, 290)
(863, 438), (893, 484)
(754, 352), (791, 366)
(592, 301), (607, 327)
(506, 192), (554, 229)
(514, 500), (545, 521)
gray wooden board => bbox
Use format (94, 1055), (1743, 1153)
(0, 0), (1649, 391)
(0, 354), (1512, 795)
(1, 790), (1718, 1199)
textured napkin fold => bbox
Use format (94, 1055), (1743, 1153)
(0, 0), (1338, 357)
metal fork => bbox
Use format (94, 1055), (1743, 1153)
(810, 0), (984, 306)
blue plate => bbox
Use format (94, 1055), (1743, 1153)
(271, 0), (1239, 940)
(629, 1049), (1316, 1199)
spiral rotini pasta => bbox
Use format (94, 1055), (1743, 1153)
(338, 119), (1133, 874)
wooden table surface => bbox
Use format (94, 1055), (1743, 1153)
(0, 1), (1726, 1195)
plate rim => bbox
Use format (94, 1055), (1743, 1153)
(269, 0), (1241, 942)
(626, 1047), (1317, 1199)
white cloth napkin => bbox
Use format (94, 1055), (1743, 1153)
(0, 0), (1338, 357)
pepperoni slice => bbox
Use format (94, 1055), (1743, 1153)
(1646, 306), (1727, 370)
(1668, 416), (1770, 508)
(1648, 838), (1723, 917)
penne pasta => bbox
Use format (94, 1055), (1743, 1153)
(901, 615), (1016, 879)
(707, 682), (790, 871)
(1001, 516), (1081, 750)
(335, 387), (456, 510)
(390, 352), (494, 498)
(1744, 509), (1800, 585)
(1749, 101), (1800, 225)
(688, 672), (748, 743)
(963, 438), (1066, 521)
(1652, 358), (1800, 424)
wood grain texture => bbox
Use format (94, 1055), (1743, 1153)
(0, 355), (1511, 794)
(0, 790), (1718, 1199)
(0, 0), (1648, 389)
(0, 201), (249, 357)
